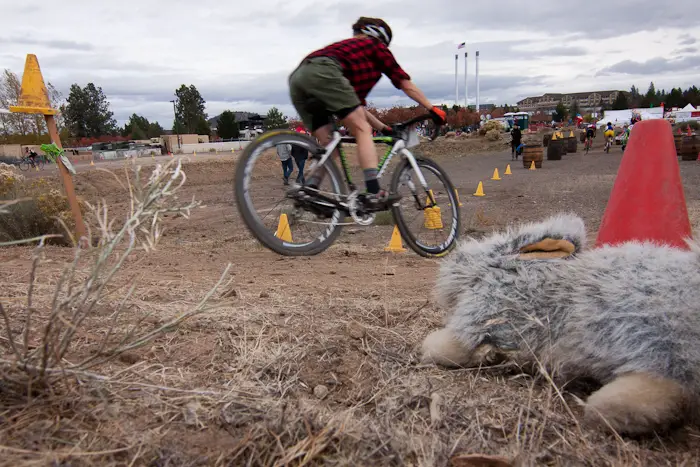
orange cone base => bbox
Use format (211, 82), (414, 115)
(595, 119), (692, 250)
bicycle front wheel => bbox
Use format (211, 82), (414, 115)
(389, 156), (460, 258)
(233, 130), (347, 256)
(18, 161), (30, 171)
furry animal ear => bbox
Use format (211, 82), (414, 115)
(518, 238), (576, 260)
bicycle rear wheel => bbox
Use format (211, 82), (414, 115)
(389, 156), (460, 258)
(233, 130), (347, 256)
(18, 160), (30, 171)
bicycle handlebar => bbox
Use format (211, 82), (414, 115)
(338, 114), (443, 145)
(393, 114), (443, 141)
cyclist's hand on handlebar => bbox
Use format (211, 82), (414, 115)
(429, 106), (447, 125)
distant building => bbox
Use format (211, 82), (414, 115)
(517, 91), (626, 114)
(208, 111), (265, 137)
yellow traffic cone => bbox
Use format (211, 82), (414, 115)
(90, 160), (94, 166)
(491, 168), (501, 180)
(274, 213), (293, 242)
(384, 225), (407, 252)
(529, 160), (536, 170)
(232, 148), (235, 153)
(473, 181), (485, 197)
(504, 164), (512, 175)
(569, 130), (575, 137)
(423, 190), (443, 230)
(193, 150), (197, 156)
(454, 188), (464, 207)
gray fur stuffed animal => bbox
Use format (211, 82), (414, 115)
(421, 213), (700, 436)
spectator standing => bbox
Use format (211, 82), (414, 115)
(276, 143), (294, 185)
(510, 124), (522, 160)
(290, 144), (308, 185)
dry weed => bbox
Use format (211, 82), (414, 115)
(0, 158), (239, 465)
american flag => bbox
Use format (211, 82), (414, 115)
(457, 42), (466, 49)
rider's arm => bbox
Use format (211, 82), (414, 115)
(399, 80), (433, 111)
(363, 107), (390, 132)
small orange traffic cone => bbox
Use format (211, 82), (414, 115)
(529, 160), (536, 170)
(384, 225), (407, 252)
(504, 164), (512, 175)
(274, 213), (293, 242)
(473, 181), (485, 197)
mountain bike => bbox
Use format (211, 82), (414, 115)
(604, 135), (613, 153)
(18, 154), (45, 171)
(234, 114), (461, 258)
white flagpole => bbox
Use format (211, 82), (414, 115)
(476, 51), (480, 112)
(464, 51), (468, 109)
(454, 53), (458, 107)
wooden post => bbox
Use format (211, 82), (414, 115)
(9, 53), (88, 247)
(45, 115), (87, 244)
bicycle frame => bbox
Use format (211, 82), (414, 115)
(306, 129), (434, 208)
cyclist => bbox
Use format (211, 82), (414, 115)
(603, 122), (615, 150)
(24, 147), (38, 167)
(585, 124), (595, 150)
(287, 16), (447, 210)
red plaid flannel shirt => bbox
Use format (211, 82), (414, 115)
(305, 36), (411, 106)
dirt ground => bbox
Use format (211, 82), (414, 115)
(2, 134), (700, 466)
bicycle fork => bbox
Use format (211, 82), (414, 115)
(400, 149), (436, 209)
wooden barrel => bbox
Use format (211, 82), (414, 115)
(680, 135), (698, 161)
(674, 134), (684, 156)
(579, 132), (586, 143)
(547, 139), (562, 160)
(567, 135), (577, 153)
(522, 144), (544, 168)
(543, 134), (552, 147)
(560, 138), (568, 155)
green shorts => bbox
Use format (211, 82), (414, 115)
(288, 57), (361, 132)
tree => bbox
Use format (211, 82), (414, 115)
(641, 82), (658, 107)
(553, 102), (568, 122)
(628, 85), (642, 108)
(122, 113), (150, 138)
(569, 101), (581, 118)
(173, 84), (207, 134)
(612, 92), (629, 110)
(147, 121), (165, 138)
(217, 110), (240, 139)
(195, 116), (211, 136)
(265, 107), (287, 129)
(63, 82), (117, 138)
(130, 123), (147, 140)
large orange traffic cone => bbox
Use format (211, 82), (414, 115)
(595, 119), (692, 250)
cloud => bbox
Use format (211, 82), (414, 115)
(4, 0), (700, 126)
(679, 34), (697, 45)
(596, 55), (700, 76)
(0, 37), (93, 51)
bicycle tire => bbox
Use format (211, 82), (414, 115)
(18, 161), (30, 171)
(389, 156), (460, 258)
(234, 130), (347, 256)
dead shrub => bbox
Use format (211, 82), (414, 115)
(485, 129), (501, 141)
(0, 158), (232, 394)
(478, 120), (503, 136)
(0, 164), (85, 246)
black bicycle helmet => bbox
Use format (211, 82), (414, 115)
(352, 17), (392, 46)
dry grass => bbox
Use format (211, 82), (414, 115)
(2, 153), (700, 466)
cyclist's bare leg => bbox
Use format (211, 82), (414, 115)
(301, 123), (337, 190)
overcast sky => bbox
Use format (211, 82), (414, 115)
(2, 0), (700, 127)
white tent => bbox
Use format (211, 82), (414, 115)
(681, 103), (696, 111)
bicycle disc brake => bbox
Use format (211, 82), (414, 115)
(347, 192), (375, 226)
